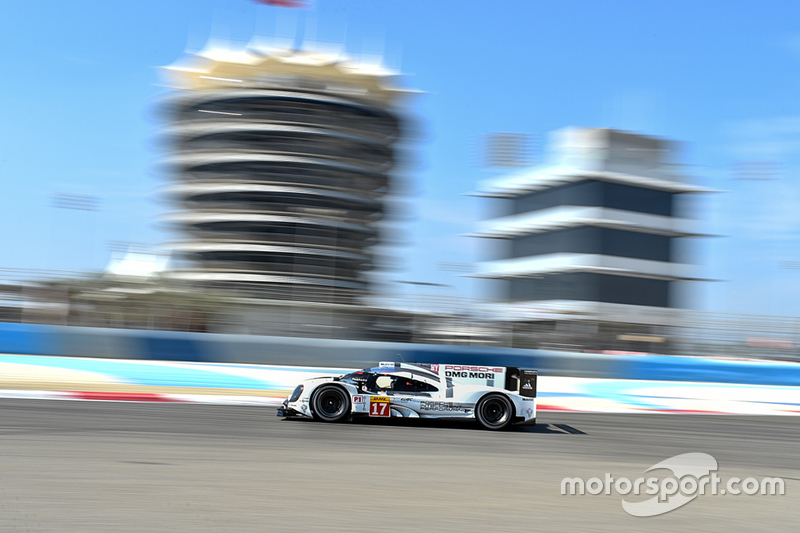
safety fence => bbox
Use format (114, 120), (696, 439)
(3, 265), (800, 359)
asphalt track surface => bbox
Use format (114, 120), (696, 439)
(1, 399), (797, 532)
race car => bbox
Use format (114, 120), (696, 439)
(276, 362), (537, 430)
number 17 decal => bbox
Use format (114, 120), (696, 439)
(369, 396), (390, 417)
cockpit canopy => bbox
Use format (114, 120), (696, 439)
(340, 369), (439, 394)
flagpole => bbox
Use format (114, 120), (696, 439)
(254, 1), (308, 50)
(293, 8), (306, 50)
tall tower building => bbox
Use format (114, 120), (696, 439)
(473, 127), (710, 329)
(159, 47), (407, 303)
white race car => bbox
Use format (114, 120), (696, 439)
(277, 362), (537, 430)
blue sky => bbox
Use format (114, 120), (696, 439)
(1, 0), (800, 315)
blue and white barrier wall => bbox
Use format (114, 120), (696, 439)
(0, 322), (799, 387)
(0, 354), (798, 415)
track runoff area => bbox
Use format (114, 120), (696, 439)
(0, 399), (796, 532)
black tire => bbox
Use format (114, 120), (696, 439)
(475, 393), (514, 430)
(311, 385), (351, 423)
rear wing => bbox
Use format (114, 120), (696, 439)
(516, 368), (538, 398)
(502, 367), (537, 397)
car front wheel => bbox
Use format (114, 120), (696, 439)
(311, 385), (351, 423)
(475, 393), (514, 430)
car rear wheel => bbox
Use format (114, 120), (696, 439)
(311, 385), (351, 423)
(475, 393), (514, 430)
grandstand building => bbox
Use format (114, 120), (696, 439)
(472, 127), (712, 348)
(159, 46), (408, 303)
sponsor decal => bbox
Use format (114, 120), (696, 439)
(444, 365), (504, 379)
(369, 396), (390, 417)
(444, 365), (503, 372)
(419, 401), (472, 413)
(519, 369), (537, 398)
(431, 364), (439, 373)
(446, 371), (496, 379)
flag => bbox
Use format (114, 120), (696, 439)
(254, 0), (305, 7)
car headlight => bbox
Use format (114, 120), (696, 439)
(288, 384), (304, 402)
